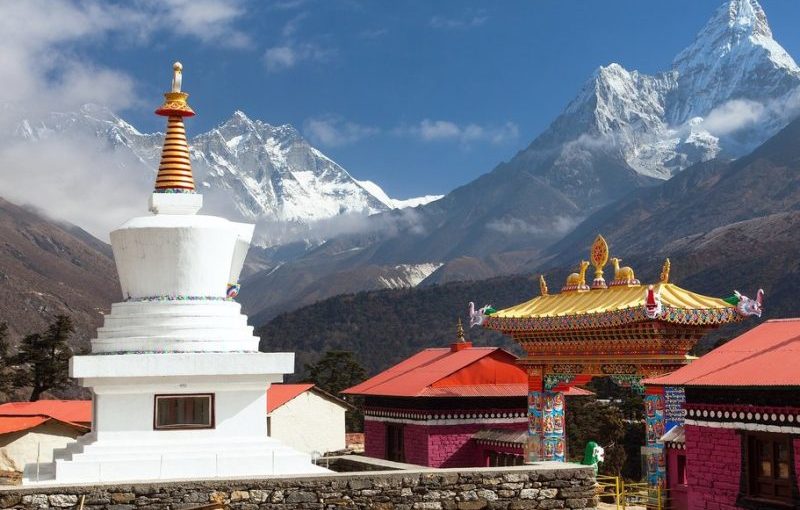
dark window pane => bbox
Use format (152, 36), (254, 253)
(154, 395), (213, 429)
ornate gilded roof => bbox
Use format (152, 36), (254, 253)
(482, 235), (751, 332)
(484, 283), (741, 332)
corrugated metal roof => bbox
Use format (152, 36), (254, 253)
(0, 400), (91, 425)
(472, 428), (528, 445)
(661, 425), (685, 444)
(267, 383), (314, 413)
(342, 346), (527, 397)
(0, 416), (49, 435)
(645, 318), (800, 387)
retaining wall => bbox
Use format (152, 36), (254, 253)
(0, 462), (596, 510)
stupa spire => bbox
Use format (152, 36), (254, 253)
(154, 62), (196, 192)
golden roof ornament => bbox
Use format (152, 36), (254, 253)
(456, 318), (466, 343)
(590, 234), (608, 289)
(562, 261), (589, 292)
(539, 275), (549, 296)
(660, 258), (671, 283)
(609, 257), (640, 286)
(154, 62), (196, 192)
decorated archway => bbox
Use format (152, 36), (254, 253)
(477, 235), (762, 485)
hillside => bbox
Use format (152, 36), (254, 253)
(256, 275), (536, 377)
(0, 197), (119, 349)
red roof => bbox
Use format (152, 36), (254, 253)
(0, 400), (92, 425)
(0, 416), (50, 435)
(645, 319), (800, 387)
(342, 343), (528, 397)
(267, 383), (314, 413)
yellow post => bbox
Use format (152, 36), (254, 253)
(615, 476), (621, 510)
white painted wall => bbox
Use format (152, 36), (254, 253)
(0, 422), (85, 472)
(268, 391), (347, 455)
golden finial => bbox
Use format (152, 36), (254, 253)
(590, 234), (609, 289)
(154, 61), (196, 192)
(171, 62), (183, 93)
(539, 275), (549, 296)
(456, 318), (466, 343)
(660, 258), (671, 283)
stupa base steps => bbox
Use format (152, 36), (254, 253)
(23, 434), (327, 484)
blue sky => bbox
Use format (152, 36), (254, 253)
(15, 0), (800, 200)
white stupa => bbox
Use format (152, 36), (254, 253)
(24, 63), (326, 484)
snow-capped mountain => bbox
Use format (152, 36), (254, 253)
(6, 105), (437, 242)
(527, 0), (800, 187)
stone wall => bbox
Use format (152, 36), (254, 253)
(0, 463), (596, 510)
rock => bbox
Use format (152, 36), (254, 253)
(0, 494), (21, 509)
(413, 503), (443, 510)
(538, 489), (558, 499)
(49, 494), (79, 507)
(476, 489), (498, 501)
(285, 491), (318, 504)
(520, 489), (540, 500)
(457, 501), (488, 510)
(230, 490), (250, 501)
(248, 490), (269, 503)
(110, 492), (135, 504)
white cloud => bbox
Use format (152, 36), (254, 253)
(263, 43), (334, 72)
(304, 116), (378, 147)
(0, 0), (251, 237)
(486, 216), (579, 236)
(699, 99), (766, 136)
(402, 119), (519, 145)
(430, 11), (488, 30)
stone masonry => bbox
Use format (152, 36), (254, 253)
(0, 463), (596, 510)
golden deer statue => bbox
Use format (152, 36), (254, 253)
(565, 260), (590, 288)
(611, 257), (635, 282)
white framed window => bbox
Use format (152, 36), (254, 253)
(154, 394), (214, 430)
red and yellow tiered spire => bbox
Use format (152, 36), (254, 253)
(154, 62), (196, 192)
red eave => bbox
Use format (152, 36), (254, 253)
(0, 415), (89, 435)
(267, 383), (314, 413)
(645, 318), (800, 387)
(0, 400), (92, 425)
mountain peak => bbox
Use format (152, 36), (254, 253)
(723, 0), (770, 38)
(673, 0), (780, 73)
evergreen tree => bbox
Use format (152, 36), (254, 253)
(0, 322), (14, 400)
(303, 350), (368, 432)
(15, 315), (74, 401)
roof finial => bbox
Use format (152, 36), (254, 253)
(171, 62), (183, 93)
(456, 318), (466, 343)
(539, 275), (549, 296)
(154, 61), (196, 192)
(660, 258), (671, 284)
(590, 234), (609, 289)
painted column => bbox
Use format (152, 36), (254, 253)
(526, 367), (567, 463)
(526, 366), (543, 463)
(644, 385), (667, 488)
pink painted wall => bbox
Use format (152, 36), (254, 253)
(403, 424), (429, 466)
(427, 422), (524, 468)
(362, 418), (525, 468)
(684, 424), (742, 510)
(364, 419), (385, 459)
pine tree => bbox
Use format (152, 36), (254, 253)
(15, 315), (74, 401)
(0, 322), (14, 399)
(303, 350), (368, 432)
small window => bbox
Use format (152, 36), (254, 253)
(154, 394), (214, 430)
(745, 432), (794, 504)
